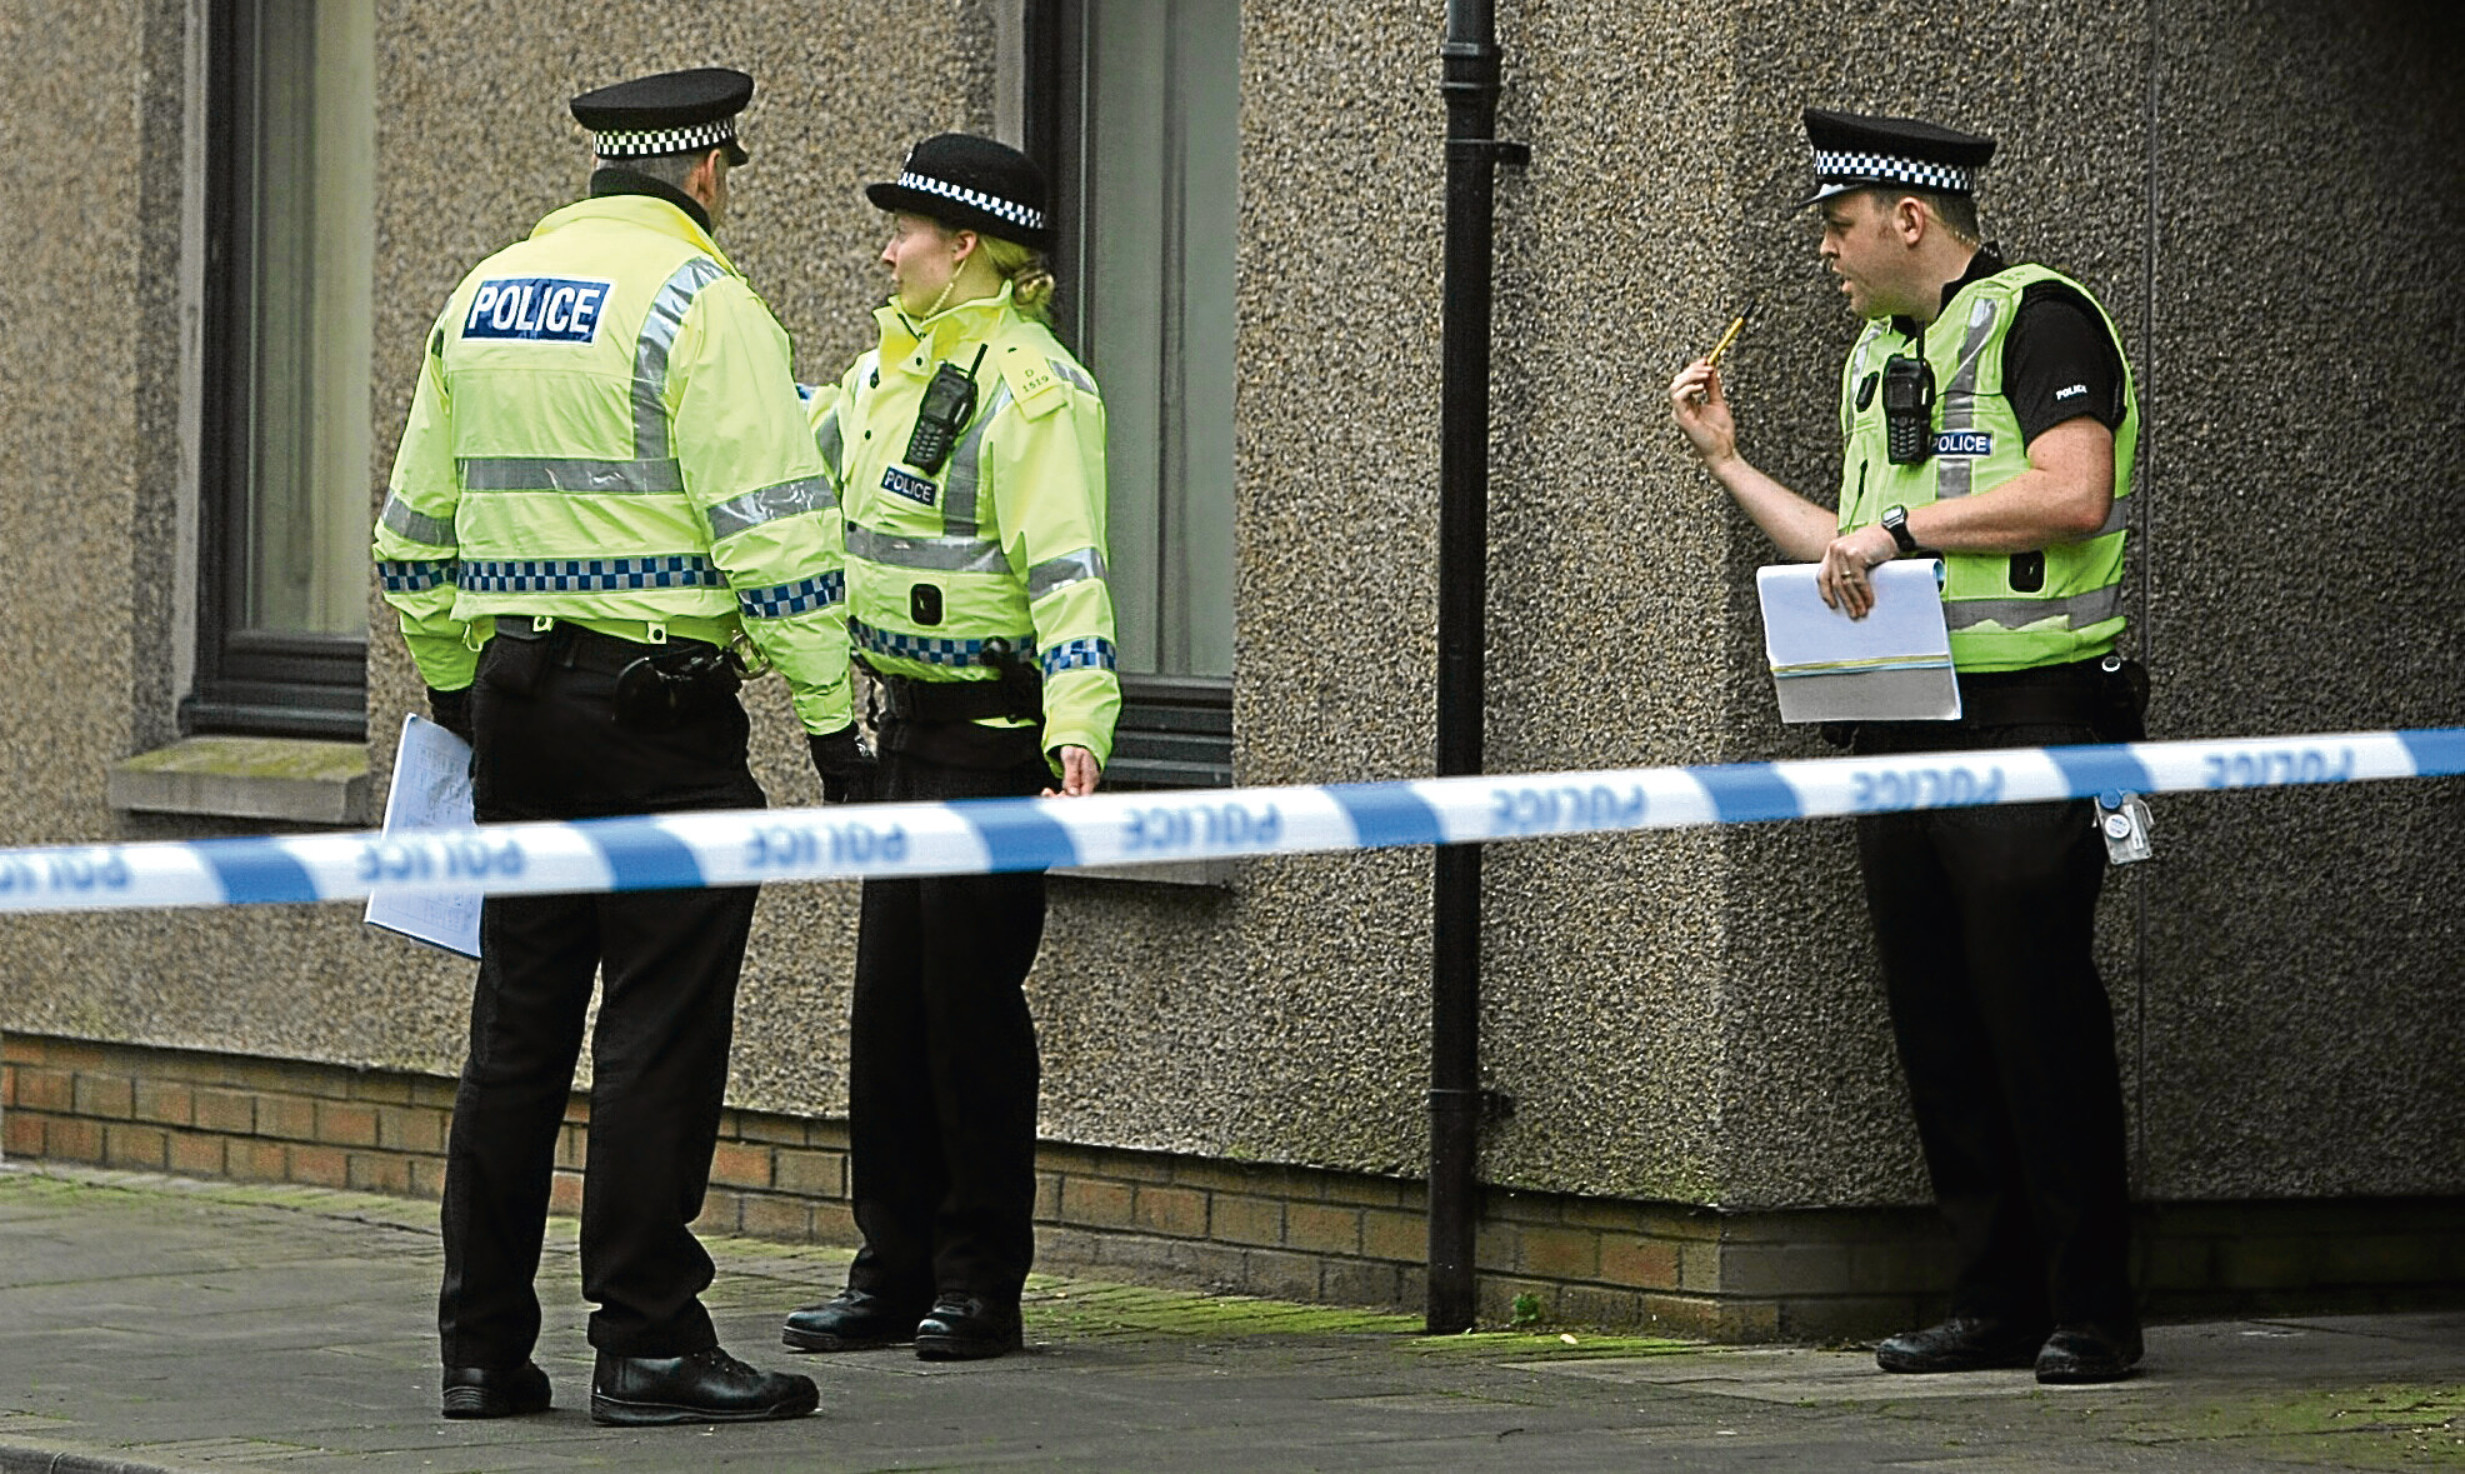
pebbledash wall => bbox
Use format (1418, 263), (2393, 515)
(0, 0), (2459, 1340)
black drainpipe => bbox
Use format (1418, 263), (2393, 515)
(1429, 0), (1527, 1335)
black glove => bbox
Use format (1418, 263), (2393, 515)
(807, 725), (876, 804)
(427, 686), (475, 744)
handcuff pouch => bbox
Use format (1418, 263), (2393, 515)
(613, 644), (745, 732)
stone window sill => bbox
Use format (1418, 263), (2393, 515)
(108, 737), (371, 827)
(1053, 858), (1241, 889)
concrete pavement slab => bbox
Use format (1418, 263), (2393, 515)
(0, 1164), (2456, 1472)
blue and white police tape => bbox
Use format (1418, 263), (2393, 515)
(0, 728), (2457, 915)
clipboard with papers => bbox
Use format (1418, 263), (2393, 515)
(1755, 559), (1961, 723)
(363, 712), (483, 958)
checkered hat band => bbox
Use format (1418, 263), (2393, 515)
(595, 120), (737, 159)
(1813, 150), (1975, 194)
(897, 171), (1046, 232)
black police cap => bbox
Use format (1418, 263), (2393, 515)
(866, 134), (1052, 250)
(572, 67), (753, 167)
(1802, 108), (1996, 206)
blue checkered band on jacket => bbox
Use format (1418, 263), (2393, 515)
(848, 616), (1035, 669)
(456, 555), (722, 593)
(594, 120), (737, 159)
(380, 559), (456, 593)
(1038, 637), (1116, 679)
(896, 171), (1046, 232)
(1812, 149), (1975, 195)
(736, 570), (843, 620)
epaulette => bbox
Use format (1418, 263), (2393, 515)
(996, 339), (1073, 420)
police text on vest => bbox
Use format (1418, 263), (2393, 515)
(465, 278), (614, 343)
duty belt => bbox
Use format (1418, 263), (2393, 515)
(1956, 658), (2126, 731)
(1831, 655), (2147, 747)
(493, 620), (724, 677)
(858, 657), (1042, 724)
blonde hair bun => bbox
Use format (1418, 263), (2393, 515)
(977, 235), (1058, 327)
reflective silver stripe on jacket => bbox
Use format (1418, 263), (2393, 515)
(633, 257), (728, 460)
(379, 492), (455, 548)
(1944, 584), (2122, 632)
(845, 522), (1010, 575)
(813, 408), (844, 484)
(1933, 294), (2002, 502)
(706, 476), (837, 541)
(1046, 358), (1096, 396)
(458, 456), (686, 494)
(940, 382), (1012, 539)
(1027, 547), (1106, 602)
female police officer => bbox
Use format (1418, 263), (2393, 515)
(783, 134), (1118, 1361)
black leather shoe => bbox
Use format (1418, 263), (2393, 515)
(440, 1360), (551, 1419)
(914, 1293), (1023, 1361)
(2035, 1323), (2144, 1384)
(589, 1345), (819, 1426)
(783, 1287), (926, 1351)
(1875, 1316), (2047, 1373)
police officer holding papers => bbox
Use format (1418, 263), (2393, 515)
(373, 67), (847, 1425)
(1668, 111), (2144, 1383)
(781, 134), (1118, 1363)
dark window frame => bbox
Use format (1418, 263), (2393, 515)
(1025, 0), (1232, 791)
(187, 0), (367, 742)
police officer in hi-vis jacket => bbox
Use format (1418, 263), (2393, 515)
(374, 67), (857, 1427)
(1669, 110), (2144, 1385)
(782, 134), (1118, 1364)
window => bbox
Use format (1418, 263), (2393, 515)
(192, 0), (374, 740)
(1028, 0), (1238, 788)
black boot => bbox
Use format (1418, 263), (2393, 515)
(589, 1345), (820, 1426)
(440, 1361), (551, 1419)
(1875, 1316), (2047, 1373)
(914, 1293), (1023, 1361)
(783, 1287), (927, 1351)
(2035, 1323), (2144, 1384)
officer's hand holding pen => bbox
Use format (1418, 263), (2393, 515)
(1667, 358), (1738, 469)
(1669, 305), (1749, 469)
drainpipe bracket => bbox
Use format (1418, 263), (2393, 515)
(1446, 139), (1532, 168)
(1427, 1087), (1518, 1125)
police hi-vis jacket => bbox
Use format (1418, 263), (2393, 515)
(812, 283), (1120, 771)
(374, 192), (851, 734)
(1836, 262), (2139, 674)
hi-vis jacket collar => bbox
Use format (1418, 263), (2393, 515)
(876, 282), (1019, 364)
(527, 193), (740, 281)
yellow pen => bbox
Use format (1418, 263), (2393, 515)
(1705, 304), (1751, 368)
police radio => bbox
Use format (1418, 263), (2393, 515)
(903, 345), (989, 474)
(1881, 352), (1936, 465)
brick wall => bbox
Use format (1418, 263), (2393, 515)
(6, 1032), (2459, 1339)
(3, 1034), (458, 1197)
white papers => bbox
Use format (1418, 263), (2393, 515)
(1756, 559), (1961, 723)
(363, 713), (482, 958)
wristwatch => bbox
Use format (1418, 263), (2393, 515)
(1880, 504), (1918, 556)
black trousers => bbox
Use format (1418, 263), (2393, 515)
(1853, 715), (2134, 1331)
(437, 633), (764, 1366)
(845, 733), (1050, 1307)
